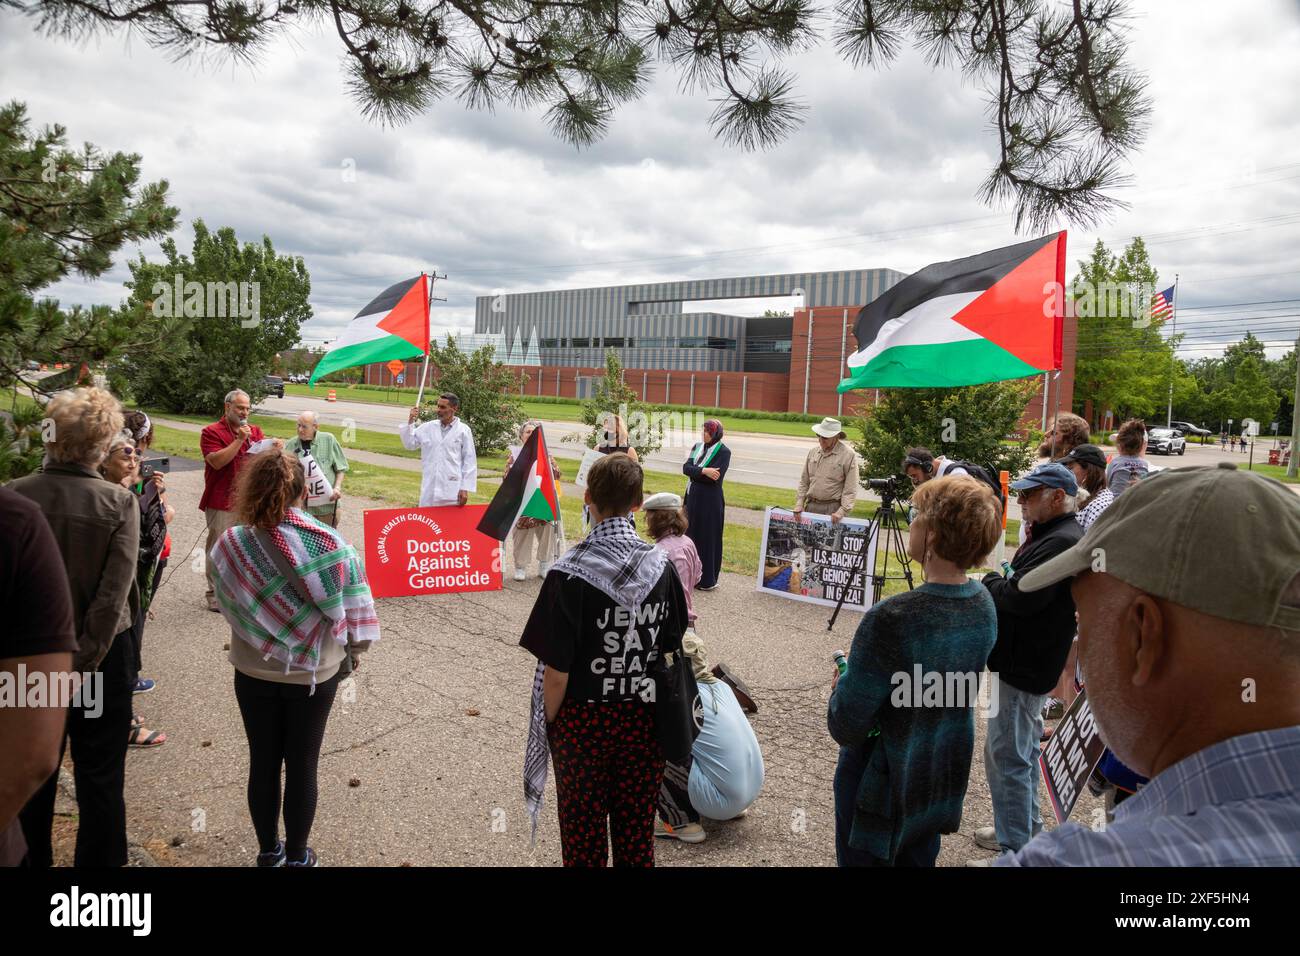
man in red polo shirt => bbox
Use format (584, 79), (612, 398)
(199, 389), (282, 610)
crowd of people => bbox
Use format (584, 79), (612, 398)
(2, 386), (1296, 870)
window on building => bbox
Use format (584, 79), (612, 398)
(604, 337), (625, 348)
(540, 338), (560, 349)
(571, 337), (590, 348)
(680, 337), (708, 348)
(707, 337), (736, 351)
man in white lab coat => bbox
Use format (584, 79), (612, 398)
(400, 392), (477, 507)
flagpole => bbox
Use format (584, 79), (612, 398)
(415, 272), (433, 408)
(1165, 273), (1179, 428)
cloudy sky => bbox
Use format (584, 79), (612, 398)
(3, 1), (1298, 358)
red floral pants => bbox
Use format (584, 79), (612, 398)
(548, 699), (664, 867)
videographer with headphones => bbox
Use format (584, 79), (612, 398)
(902, 447), (968, 486)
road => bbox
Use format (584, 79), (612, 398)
(256, 393), (826, 489)
(255, 393), (1285, 497)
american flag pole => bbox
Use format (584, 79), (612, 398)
(1165, 273), (1179, 427)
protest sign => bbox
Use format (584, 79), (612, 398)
(755, 507), (877, 611)
(363, 505), (502, 598)
(299, 452), (333, 506)
(574, 448), (605, 489)
(1038, 687), (1107, 823)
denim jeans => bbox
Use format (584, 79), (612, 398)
(984, 676), (1045, 853)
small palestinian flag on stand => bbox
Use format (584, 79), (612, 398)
(309, 275), (429, 385)
(477, 425), (559, 540)
(838, 232), (1067, 390)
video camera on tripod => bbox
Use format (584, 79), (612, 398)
(865, 474), (911, 501)
(826, 472), (916, 631)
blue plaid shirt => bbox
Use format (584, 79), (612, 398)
(997, 726), (1300, 866)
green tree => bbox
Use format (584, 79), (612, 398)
(852, 379), (1039, 491)
(577, 349), (663, 460)
(116, 221), (311, 414)
(417, 334), (525, 453)
(16, 0), (1148, 229)
(1268, 349), (1295, 435)
(1219, 356), (1279, 434)
(0, 402), (45, 483)
(1071, 237), (1175, 426)
(0, 100), (177, 393)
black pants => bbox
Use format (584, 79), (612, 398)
(20, 627), (134, 867)
(130, 558), (166, 682)
(233, 669), (340, 859)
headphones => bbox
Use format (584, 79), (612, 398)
(903, 453), (933, 475)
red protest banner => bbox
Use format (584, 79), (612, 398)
(363, 505), (502, 598)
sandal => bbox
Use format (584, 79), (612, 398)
(131, 714), (144, 729)
(128, 725), (167, 748)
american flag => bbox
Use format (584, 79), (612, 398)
(1150, 285), (1175, 323)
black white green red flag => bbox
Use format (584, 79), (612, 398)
(477, 425), (559, 541)
(309, 275), (429, 385)
(838, 232), (1066, 391)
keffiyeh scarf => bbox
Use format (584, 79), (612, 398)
(524, 516), (668, 845)
(211, 508), (380, 686)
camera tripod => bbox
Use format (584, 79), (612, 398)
(826, 488), (915, 631)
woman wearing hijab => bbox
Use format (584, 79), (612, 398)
(683, 420), (730, 591)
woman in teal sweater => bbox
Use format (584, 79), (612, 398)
(828, 475), (1002, 866)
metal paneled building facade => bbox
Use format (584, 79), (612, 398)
(473, 268), (904, 373)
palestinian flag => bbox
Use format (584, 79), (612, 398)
(309, 275), (429, 385)
(477, 425), (559, 541)
(838, 232), (1066, 391)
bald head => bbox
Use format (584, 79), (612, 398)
(296, 410), (319, 440)
(1073, 569), (1300, 780)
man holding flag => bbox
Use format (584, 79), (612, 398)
(401, 392), (477, 508)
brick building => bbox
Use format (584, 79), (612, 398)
(364, 268), (1076, 428)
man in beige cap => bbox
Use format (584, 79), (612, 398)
(995, 463), (1300, 866)
(794, 418), (859, 523)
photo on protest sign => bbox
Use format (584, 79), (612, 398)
(1038, 687), (1107, 824)
(755, 507), (877, 611)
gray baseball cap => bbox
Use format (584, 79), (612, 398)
(1018, 462), (1300, 631)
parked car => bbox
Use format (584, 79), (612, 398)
(263, 374), (285, 398)
(1170, 420), (1210, 437)
(1147, 427), (1186, 455)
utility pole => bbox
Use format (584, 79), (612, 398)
(1165, 274), (1178, 428)
(1288, 328), (1299, 479)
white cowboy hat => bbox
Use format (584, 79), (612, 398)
(812, 417), (846, 439)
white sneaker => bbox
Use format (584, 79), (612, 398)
(538, 562), (551, 576)
(655, 819), (706, 844)
(513, 568), (527, 581)
(973, 826), (1000, 850)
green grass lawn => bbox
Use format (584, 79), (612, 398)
(284, 382), (837, 440)
(149, 421), (1018, 587)
(1245, 461), (1299, 484)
